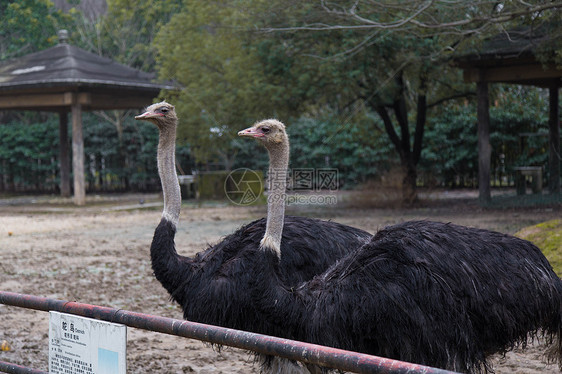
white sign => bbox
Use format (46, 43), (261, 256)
(49, 312), (127, 374)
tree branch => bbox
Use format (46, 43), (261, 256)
(427, 92), (476, 108)
(413, 92), (426, 165)
(393, 97), (411, 156)
(376, 104), (403, 158)
(259, 2), (562, 33)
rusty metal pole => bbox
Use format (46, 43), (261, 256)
(0, 291), (459, 374)
(0, 360), (47, 374)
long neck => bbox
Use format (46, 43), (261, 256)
(151, 123), (191, 307)
(260, 139), (289, 258)
(157, 125), (181, 227)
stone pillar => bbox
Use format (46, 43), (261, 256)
(71, 100), (85, 205)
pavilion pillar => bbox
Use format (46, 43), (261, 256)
(58, 110), (71, 197)
(477, 79), (491, 205)
(71, 100), (86, 205)
(549, 86), (560, 195)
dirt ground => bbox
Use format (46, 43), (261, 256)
(0, 190), (561, 373)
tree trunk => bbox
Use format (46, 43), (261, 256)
(375, 82), (426, 206)
(549, 86), (560, 195)
(477, 80), (491, 205)
(402, 157), (418, 205)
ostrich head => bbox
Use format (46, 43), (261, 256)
(238, 119), (287, 148)
(135, 101), (177, 129)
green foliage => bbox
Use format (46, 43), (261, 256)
(94, 0), (182, 70)
(0, 117), (60, 190)
(154, 0), (314, 168)
(0, 0), (71, 60)
(81, 114), (192, 191)
(489, 86), (549, 171)
(233, 115), (396, 187)
(421, 85), (551, 187)
(517, 219), (562, 277)
(0, 114), (192, 192)
(287, 117), (390, 187)
(422, 105), (478, 187)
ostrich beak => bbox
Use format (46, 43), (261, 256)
(238, 126), (263, 138)
(135, 110), (161, 120)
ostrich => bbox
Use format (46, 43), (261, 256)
(244, 121), (562, 373)
(135, 102), (371, 372)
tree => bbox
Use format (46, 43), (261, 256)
(243, 0), (562, 204)
(96, 0), (182, 71)
(154, 1), (306, 169)
(0, 0), (71, 60)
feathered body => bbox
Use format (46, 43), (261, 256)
(253, 220), (562, 373)
(151, 215), (369, 336)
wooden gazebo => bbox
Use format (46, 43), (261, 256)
(454, 26), (561, 204)
(0, 30), (175, 205)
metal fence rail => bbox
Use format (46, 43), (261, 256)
(0, 360), (47, 374)
(0, 291), (459, 374)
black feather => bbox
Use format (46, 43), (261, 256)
(251, 220), (562, 373)
(150, 215), (370, 339)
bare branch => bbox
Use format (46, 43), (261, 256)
(301, 30), (384, 60)
(346, 0), (434, 30)
(259, 1), (562, 33)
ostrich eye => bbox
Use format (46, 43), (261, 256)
(160, 107), (169, 113)
(261, 127), (271, 134)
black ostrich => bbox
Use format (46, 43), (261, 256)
(135, 103), (371, 372)
(246, 123), (562, 373)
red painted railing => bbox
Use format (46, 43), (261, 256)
(0, 361), (47, 374)
(0, 291), (459, 374)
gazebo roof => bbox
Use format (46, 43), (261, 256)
(453, 24), (562, 87)
(0, 30), (179, 205)
(0, 31), (176, 111)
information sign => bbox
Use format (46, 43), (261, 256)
(49, 311), (126, 374)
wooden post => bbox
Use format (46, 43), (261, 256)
(58, 111), (71, 197)
(477, 79), (491, 205)
(549, 86), (560, 195)
(71, 100), (86, 205)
